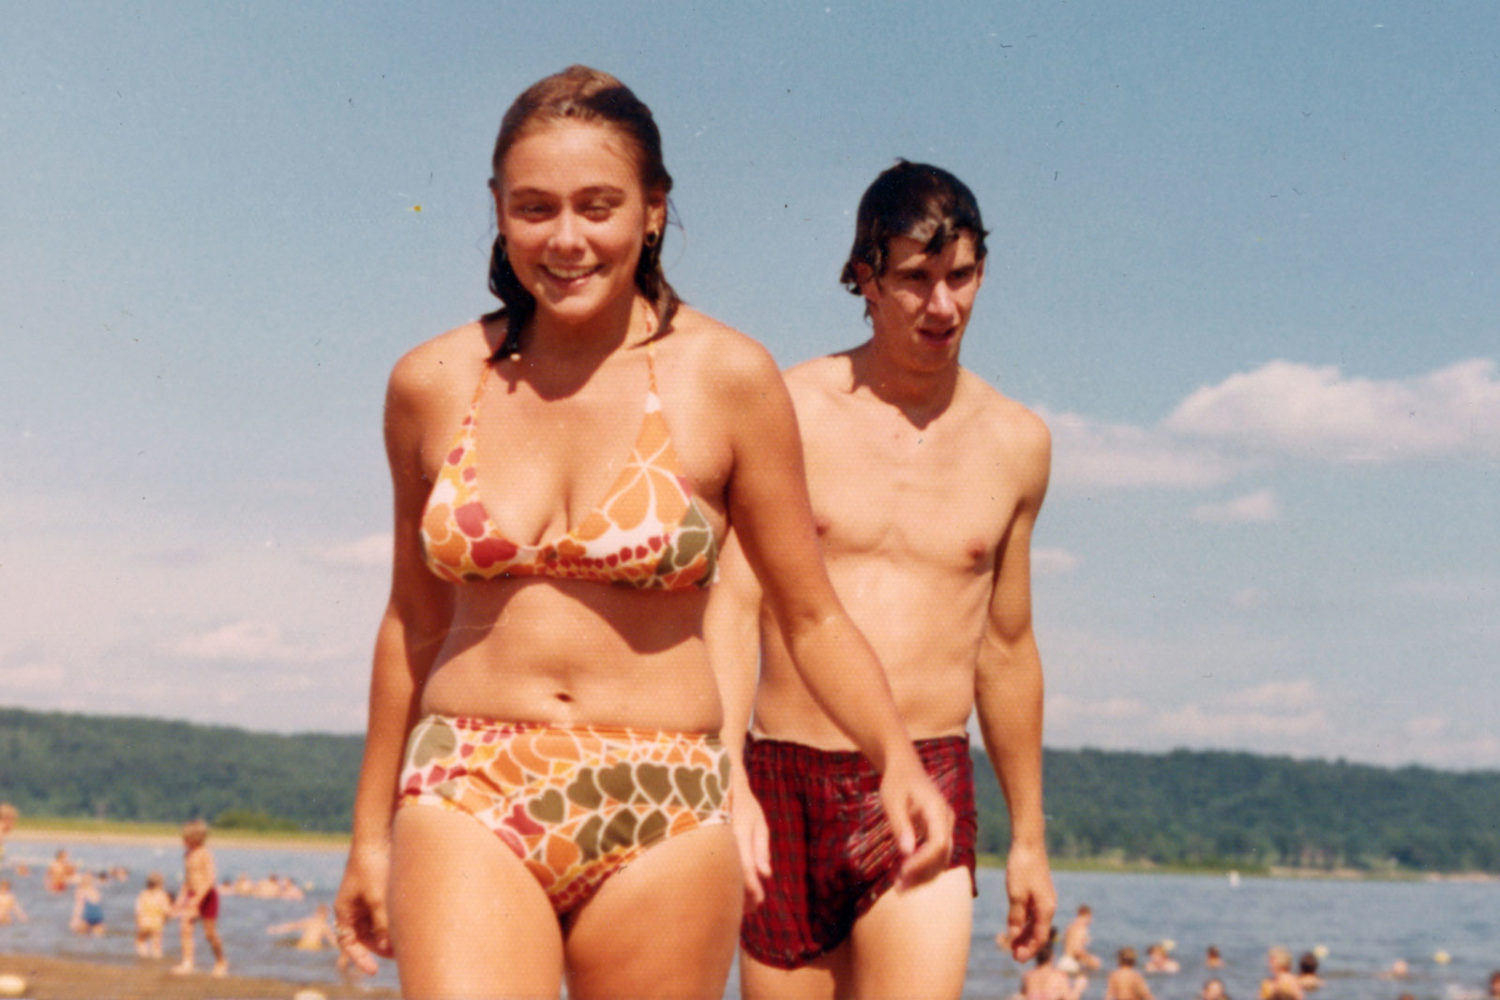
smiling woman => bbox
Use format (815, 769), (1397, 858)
(330, 65), (955, 1000)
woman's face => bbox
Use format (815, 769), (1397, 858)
(496, 120), (665, 328)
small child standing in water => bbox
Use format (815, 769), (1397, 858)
(69, 871), (105, 935)
(134, 871), (173, 957)
(0, 879), (27, 925)
(171, 819), (228, 976)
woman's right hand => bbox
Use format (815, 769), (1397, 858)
(729, 770), (772, 912)
(333, 840), (393, 975)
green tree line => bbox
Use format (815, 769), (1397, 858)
(0, 707), (359, 832)
(4, 707), (1499, 870)
(974, 746), (1500, 873)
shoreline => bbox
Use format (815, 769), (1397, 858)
(17, 826), (1498, 881)
(0, 951), (397, 1000)
(7, 826), (350, 854)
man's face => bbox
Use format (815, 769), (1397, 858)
(858, 232), (984, 370)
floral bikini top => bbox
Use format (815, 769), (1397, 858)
(420, 346), (719, 590)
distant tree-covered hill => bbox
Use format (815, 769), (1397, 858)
(974, 746), (1500, 873)
(4, 707), (1499, 871)
(0, 707), (360, 832)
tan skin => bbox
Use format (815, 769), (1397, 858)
(332, 120), (951, 1000)
(1060, 910), (1101, 970)
(713, 233), (1055, 1000)
(173, 838), (227, 975)
(1107, 963), (1155, 1000)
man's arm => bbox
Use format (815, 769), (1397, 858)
(973, 411), (1056, 962)
(703, 529), (773, 909)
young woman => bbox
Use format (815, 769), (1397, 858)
(332, 66), (952, 1000)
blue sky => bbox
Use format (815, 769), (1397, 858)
(3, 2), (1496, 769)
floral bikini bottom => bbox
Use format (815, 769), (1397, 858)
(397, 715), (731, 915)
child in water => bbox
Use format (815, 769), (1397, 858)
(134, 872), (173, 957)
(0, 880), (28, 925)
(172, 819), (228, 976)
(70, 871), (105, 936)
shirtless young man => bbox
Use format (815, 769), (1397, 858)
(710, 160), (1056, 999)
(1059, 903), (1102, 972)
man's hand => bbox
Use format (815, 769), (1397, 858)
(1001, 841), (1055, 961)
(333, 841), (393, 976)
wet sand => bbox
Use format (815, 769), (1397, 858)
(0, 951), (398, 1000)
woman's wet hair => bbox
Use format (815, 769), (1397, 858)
(485, 65), (680, 360)
(839, 159), (989, 296)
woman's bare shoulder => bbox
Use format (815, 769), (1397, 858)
(666, 306), (781, 385)
(387, 320), (492, 403)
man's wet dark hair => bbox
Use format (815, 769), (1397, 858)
(840, 160), (988, 294)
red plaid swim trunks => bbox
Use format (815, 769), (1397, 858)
(739, 734), (978, 969)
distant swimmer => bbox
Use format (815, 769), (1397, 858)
(1296, 950), (1322, 990)
(1106, 947), (1155, 1000)
(268, 902), (340, 951)
(1260, 947), (1304, 1000)
(1200, 978), (1229, 1000)
(45, 849), (75, 893)
(268, 902), (366, 977)
(0, 802), (16, 860)
(0, 880), (27, 925)
(1059, 904), (1101, 973)
(1380, 958), (1411, 980)
(1019, 931), (1088, 1000)
(1206, 945), (1224, 969)
(1145, 942), (1180, 974)
(1488, 969), (1500, 998)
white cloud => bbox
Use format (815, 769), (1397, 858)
(1165, 358), (1500, 463)
(1190, 488), (1280, 524)
(1032, 547), (1080, 576)
(0, 659), (68, 692)
(1046, 694), (1148, 723)
(1403, 715), (1447, 739)
(1039, 359), (1500, 492)
(1226, 679), (1320, 710)
(167, 620), (342, 664)
(1040, 407), (1247, 489)
(1153, 703), (1331, 741)
(306, 533), (392, 572)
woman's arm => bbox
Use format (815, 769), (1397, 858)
(703, 531), (772, 908)
(710, 336), (952, 885)
(335, 353), (455, 971)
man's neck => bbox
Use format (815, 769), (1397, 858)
(847, 339), (961, 426)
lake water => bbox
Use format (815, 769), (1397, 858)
(3, 837), (1496, 998)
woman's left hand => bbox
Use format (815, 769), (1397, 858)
(879, 755), (954, 889)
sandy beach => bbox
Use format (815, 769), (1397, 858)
(0, 951), (398, 1000)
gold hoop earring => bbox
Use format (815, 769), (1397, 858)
(643, 231), (660, 248)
